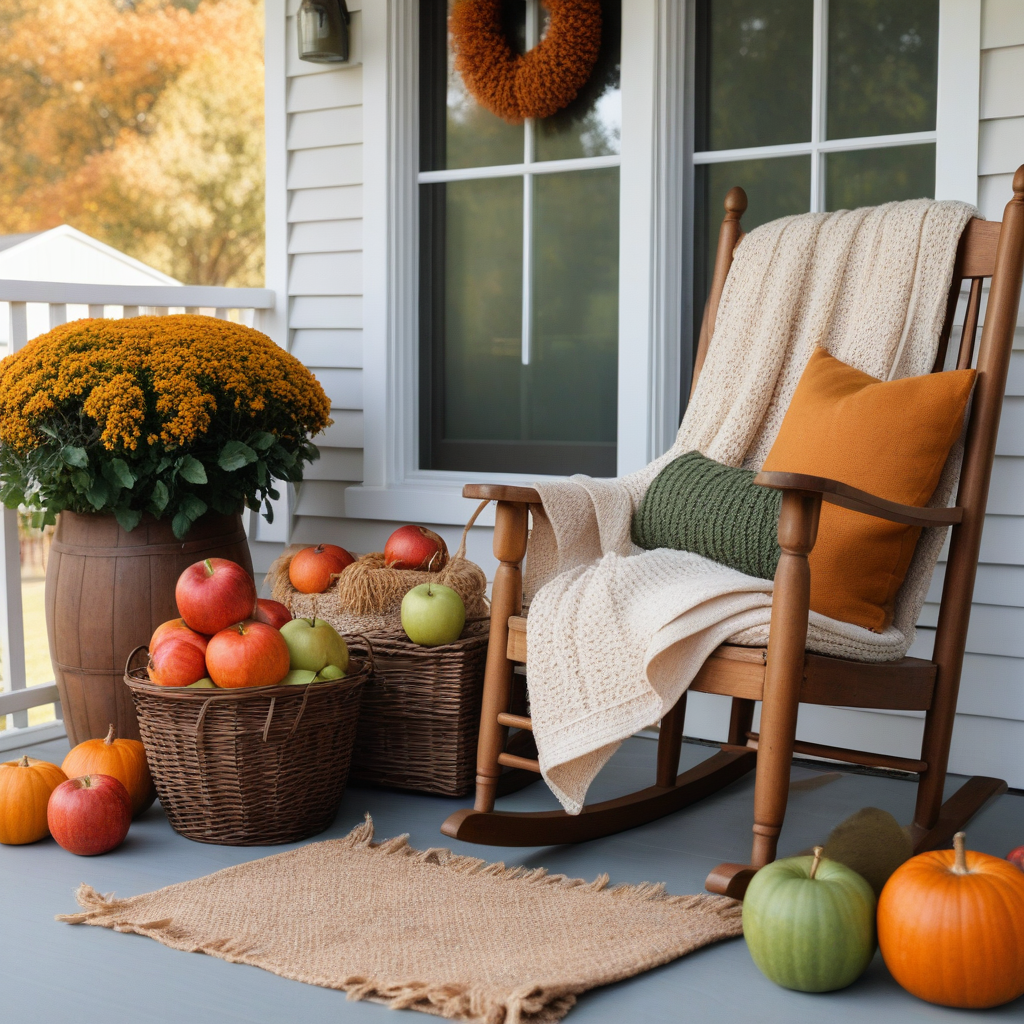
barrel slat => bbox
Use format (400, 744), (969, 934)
(49, 512), (253, 746)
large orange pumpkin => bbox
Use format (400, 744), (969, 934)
(62, 723), (155, 816)
(0, 755), (67, 844)
(878, 831), (1024, 1008)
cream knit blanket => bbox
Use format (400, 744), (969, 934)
(523, 200), (976, 814)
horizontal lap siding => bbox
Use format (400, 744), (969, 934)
(283, 0), (366, 548)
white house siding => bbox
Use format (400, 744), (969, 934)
(263, 3), (1024, 786)
(253, 0), (496, 579)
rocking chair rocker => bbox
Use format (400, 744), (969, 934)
(440, 167), (1024, 899)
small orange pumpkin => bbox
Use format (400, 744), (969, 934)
(62, 723), (155, 816)
(0, 755), (67, 844)
(878, 831), (1024, 1008)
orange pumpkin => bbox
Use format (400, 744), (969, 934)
(62, 723), (155, 816)
(0, 755), (67, 844)
(878, 831), (1024, 1008)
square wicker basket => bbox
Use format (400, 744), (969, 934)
(345, 620), (490, 797)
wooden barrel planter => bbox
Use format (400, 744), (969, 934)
(45, 511), (253, 746)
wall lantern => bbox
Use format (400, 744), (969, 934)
(297, 0), (350, 64)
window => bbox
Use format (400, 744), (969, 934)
(418, 0), (622, 477)
(692, 0), (940, 337)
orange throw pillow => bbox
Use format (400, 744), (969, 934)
(762, 348), (975, 632)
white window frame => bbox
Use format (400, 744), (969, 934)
(349, 0), (978, 527)
(691, 0), (980, 209)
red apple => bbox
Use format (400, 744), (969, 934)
(1008, 846), (1024, 871)
(384, 525), (449, 571)
(253, 598), (293, 630)
(288, 544), (355, 594)
(175, 558), (257, 635)
(147, 635), (208, 687)
(205, 620), (290, 688)
(150, 617), (209, 654)
(47, 774), (131, 855)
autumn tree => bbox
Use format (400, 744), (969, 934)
(0, 0), (264, 286)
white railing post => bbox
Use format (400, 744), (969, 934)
(0, 315), (30, 729)
(0, 508), (28, 729)
(48, 303), (67, 329)
(8, 302), (27, 350)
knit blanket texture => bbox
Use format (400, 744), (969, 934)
(524, 200), (976, 814)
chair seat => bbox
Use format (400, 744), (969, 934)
(506, 613), (936, 712)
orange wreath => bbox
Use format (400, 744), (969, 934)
(450, 0), (603, 124)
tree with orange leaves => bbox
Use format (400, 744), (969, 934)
(0, 0), (264, 286)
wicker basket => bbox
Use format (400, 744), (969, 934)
(124, 647), (370, 845)
(346, 620), (490, 797)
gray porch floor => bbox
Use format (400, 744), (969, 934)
(2, 731), (1022, 1024)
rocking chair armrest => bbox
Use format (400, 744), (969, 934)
(463, 483), (542, 504)
(754, 471), (963, 527)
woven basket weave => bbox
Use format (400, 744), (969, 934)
(346, 621), (490, 797)
(124, 648), (370, 845)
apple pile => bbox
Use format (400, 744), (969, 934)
(148, 558), (349, 688)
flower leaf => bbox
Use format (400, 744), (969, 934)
(218, 440), (258, 472)
(85, 478), (110, 510)
(180, 493), (207, 521)
(108, 458), (135, 489)
(114, 507), (143, 533)
(177, 455), (207, 485)
(171, 511), (192, 540)
(61, 446), (89, 469)
(149, 479), (169, 513)
(263, 499), (274, 524)
(249, 431), (276, 451)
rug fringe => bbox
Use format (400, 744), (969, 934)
(343, 817), (741, 913)
(344, 975), (579, 1024)
(55, 884), (130, 924)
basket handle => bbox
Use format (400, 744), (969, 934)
(453, 499), (491, 562)
(125, 645), (150, 677)
(351, 633), (376, 676)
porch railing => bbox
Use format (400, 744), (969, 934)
(0, 280), (275, 750)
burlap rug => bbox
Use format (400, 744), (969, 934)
(57, 816), (742, 1023)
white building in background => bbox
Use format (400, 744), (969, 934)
(0, 224), (181, 348)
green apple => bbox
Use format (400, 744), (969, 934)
(742, 846), (876, 992)
(279, 617), (349, 673)
(401, 583), (465, 647)
(316, 664), (346, 680)
(281, 669), (317, 686)
(187, 677), (216, 688)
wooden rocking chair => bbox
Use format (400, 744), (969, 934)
(441, 167), (1024, 899)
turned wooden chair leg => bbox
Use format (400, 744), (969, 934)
(727, 697), (755, 747)
(750, 490), (820, 868)
(656, 694), (687, 788)
(473, 500), (529, 813)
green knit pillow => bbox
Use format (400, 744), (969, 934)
(631, 450), (782, 580)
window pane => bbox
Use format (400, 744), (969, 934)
(438, 177), (524, 443)
(827, 0), (939, 140)
(534, 0), (621, 162)
(420, 1), (525, 171)
(697, 0), (813, 151)
(421, 170), (619, 476)
(695, 156), (811, 311)
(824, 144), (936, 210)
(528, 168), (619, 446)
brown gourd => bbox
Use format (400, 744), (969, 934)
(0, 755), (67, 844)
(62, 723), (155, 816)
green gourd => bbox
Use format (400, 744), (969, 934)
(743, 847), (877, 992)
